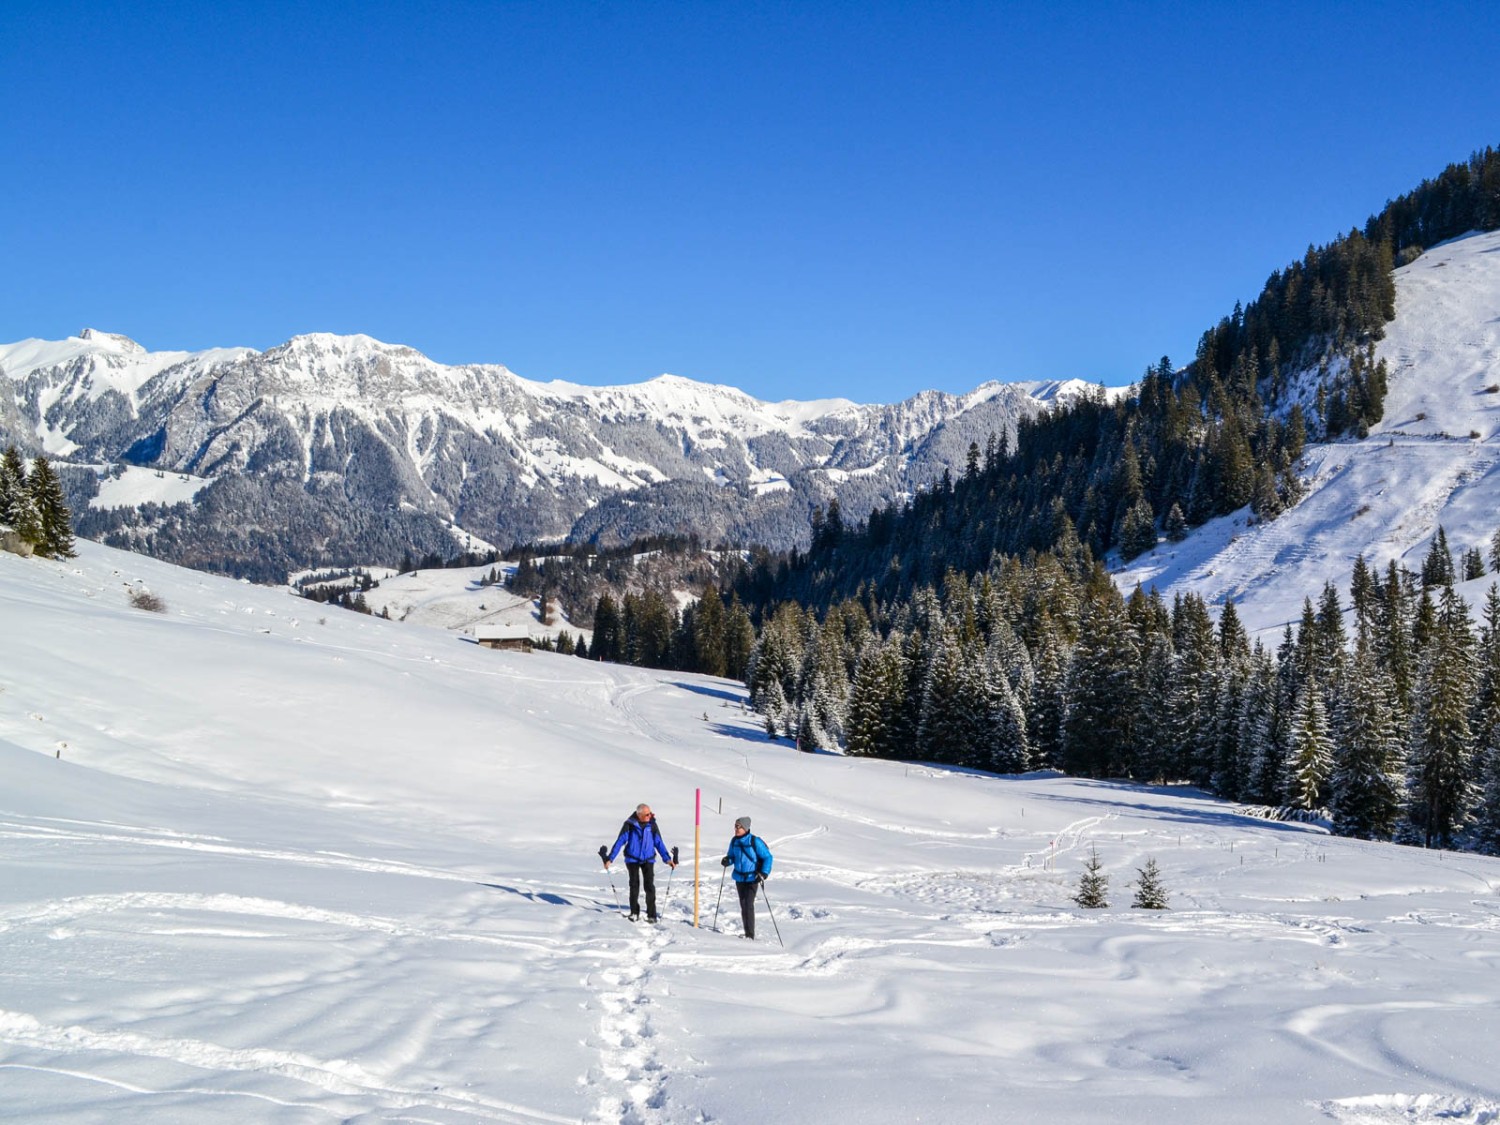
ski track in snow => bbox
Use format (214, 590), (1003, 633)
(0, 813), (482, 885)
(0, 1006), (576, 1123)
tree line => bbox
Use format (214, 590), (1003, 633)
(743, 528), (1500, 855)
(0, 446), (76, 559)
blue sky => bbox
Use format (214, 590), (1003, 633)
(3, 2), (1498, 402)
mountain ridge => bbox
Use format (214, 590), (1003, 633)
(0, 329), (1092, 578)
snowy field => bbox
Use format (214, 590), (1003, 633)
(4, 541), (1500, 1123)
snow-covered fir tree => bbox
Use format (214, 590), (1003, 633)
(1239, 645), (1283, 806)
(1210, 600), (1253, 799)
(1473, 585), (1500, 855)
(1405, 586), (1478, 848)
(1330, 628), (1405, 839)
(0, 446), (42, 549)
(1284, 670), (1333, 812)
(1165, 592), (1221, 785)
(918, 624), (985, 767)
(981, 647), (1029, 773)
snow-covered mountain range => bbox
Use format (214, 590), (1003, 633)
(0, 327), (1088, 578)
(1119, 228), (1500, 635)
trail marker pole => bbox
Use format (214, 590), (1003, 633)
(694, 788), (701, 928)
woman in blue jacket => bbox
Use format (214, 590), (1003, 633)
(721, 816), (773, 939)
(605, 803), (675, 922)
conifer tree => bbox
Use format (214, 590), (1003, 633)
(1117, 497), (1156, 560)
(724, 597), (756, 681)
(1472, 733), (1500, 857)
(981, 647), (1029, 773)
(1469, 589), (1500, 855)
(1330, 630), (1405, 839)
(1349, 554), (1377, 622)
(1404, 586), (1478, 847)
(919, 625), (981, 766)
(693, 584), (728, 678)
(1062, 587), (1138, 778)
(1239, 646), (1283, 805)
(1165, 593), (1220, 785)
(27, 454), (75, 558)
(1210, 600), (1253, 798)
(846, 639), (906, 758)
(1375, 561), (1417, 723)
(0, 446), (41, 548)
(1313, 581), (1348, 706)
(1284, 671), (1333, 811)
(1463, 547), (1486, 582)
(1164, 502), (1188, 542)
(747, 605), (802, 715)
(1026, 629), (1069, 771)
(761, 679), (790, 740)
(1131, 627), (1174, 782)
(1074, 847), (1109, 909)
(1131, 858), (1169, 909)
(591, 594), (623, 663)
(1420, 527), (1455, 588)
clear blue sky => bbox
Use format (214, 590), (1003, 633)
(4, 2), (1498, 402)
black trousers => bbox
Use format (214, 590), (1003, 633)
(736, 879), (758, 938)
(626, 862), (657, 918)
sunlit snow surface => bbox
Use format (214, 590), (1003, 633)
(3, 540), (1500, 1123)
(1119, 229), (1500, 637)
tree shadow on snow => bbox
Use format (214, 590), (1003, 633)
(1033, 779), (1323, 836)
(671, 680), (748, 704)
(477, 883), (574, 906)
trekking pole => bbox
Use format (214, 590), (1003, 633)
(759, 879), (784, 947)
(712, 865), (728, 932)
(665, 846), (679, 898)
(598, 846), (622, 913)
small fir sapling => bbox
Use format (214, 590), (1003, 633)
(1074, 846), (1109, 909)
(1131, 857), (1169, 909)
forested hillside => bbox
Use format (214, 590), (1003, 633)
(710, 148), (1500, 858)
(738, 148), (1500, 615)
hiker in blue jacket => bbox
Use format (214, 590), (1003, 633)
(605, 803), (676, 922)
(720, 815), (773, 939)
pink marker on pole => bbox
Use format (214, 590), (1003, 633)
(694, 787), (702, 927)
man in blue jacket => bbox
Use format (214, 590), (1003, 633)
(721, 815), (773, 939)
(605, 803), (676, 922)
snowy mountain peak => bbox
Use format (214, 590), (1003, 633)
(1, 323), (1112, 572)
(78, 328), (146, 354)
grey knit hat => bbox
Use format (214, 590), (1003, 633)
(734, 816), (751, 831)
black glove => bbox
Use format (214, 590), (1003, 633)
(721, 856), (732, 867)
(756, 873), (767, 883)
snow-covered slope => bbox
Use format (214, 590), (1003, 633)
(4, 541), (1499, 1123)
(0, 329), (1088, 572)
(1119, 229), (1500, 633)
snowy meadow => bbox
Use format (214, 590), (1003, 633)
(3, 541), (1500, 1124)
